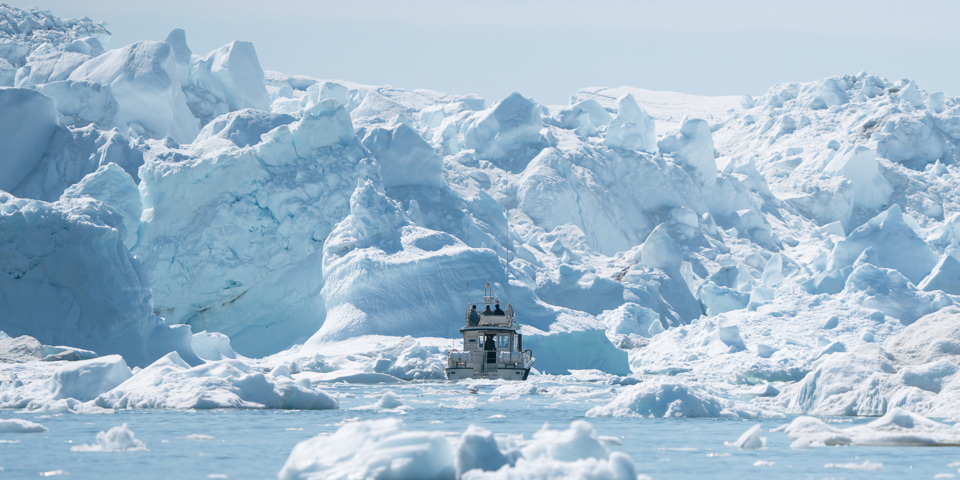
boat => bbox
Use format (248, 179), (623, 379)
(446, 283), (535, 380)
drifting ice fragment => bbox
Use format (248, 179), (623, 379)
(732, 424), (765, 449)
(0, 418), (47, 433)
(70, 423), (147, 452)
(778, 408), (960, 447)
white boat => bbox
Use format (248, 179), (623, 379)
(446, 283), (535, 380)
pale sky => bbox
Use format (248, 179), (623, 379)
(7, 0), (960, 105)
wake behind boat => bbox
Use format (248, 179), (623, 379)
(446, 283), (535, 380)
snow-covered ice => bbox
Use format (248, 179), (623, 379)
(2, 3), (960, 478)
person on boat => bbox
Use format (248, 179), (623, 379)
(484, 335), (496, 363)
(483, 305), (493, 315)
(493, 303), (504, 315)
(468, 305), (481, 326)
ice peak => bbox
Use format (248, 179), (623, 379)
(163, 28), (191, 65)
(603, 93), (656, 152)
(658, 118), (717, 183)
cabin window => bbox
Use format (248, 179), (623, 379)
(497, 335), (510, 349)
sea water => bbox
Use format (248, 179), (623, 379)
(1, 380), (958, 479)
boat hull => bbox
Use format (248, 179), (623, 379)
(445, 367), (531, 381)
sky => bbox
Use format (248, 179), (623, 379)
(7, 0), (960, 105)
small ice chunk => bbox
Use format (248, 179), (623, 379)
(718, 324), (746, 351)
(71, 423), (147, 452)
(641, 224), (682, 271)
(0, 418), (48, 433)
(699, 282), (749, 316)
(751, 384), (780, 397)
(824, 461), (883, 471)
(375, 391), (404, 409)
(586, 382), (731, 418)
(816, 341), (846, 359)
(732, 424), (765, 449)
(756, 344), (775, 359)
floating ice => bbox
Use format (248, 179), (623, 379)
(0, 418), (47, 433)
(70, 423), (147, 452)
(732, 424), (765, 449)
(824, 461), (884, 471)
(585, 382), (732, 418)
(778, 408), (960, 447)
(278, 418), (454, 480)
(278, 419), (641, 480)
(93, 352), (338, 410)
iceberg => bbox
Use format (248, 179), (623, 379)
(278, 419), (639, 480)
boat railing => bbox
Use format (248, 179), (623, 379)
(478, 312), (510, 326)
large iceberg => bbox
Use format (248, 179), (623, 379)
(4, 5), (960, 437)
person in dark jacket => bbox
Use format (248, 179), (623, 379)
(468, 305), (481, 326)
(484, 335), (496, 364)
(493, 303), (504, 315)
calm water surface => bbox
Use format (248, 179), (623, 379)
(1, 381), (957, 479)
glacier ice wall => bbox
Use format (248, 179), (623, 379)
(3, 3), (960, 386)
